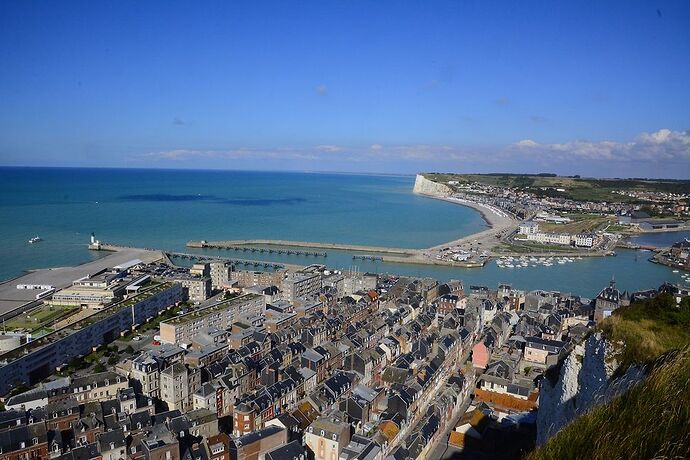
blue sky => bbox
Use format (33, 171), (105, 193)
(1, 0), (689, 177)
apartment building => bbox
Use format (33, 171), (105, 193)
(282, 272), (322, 303)
(159, 294), (265, 345)
(160, 363), (201, 412)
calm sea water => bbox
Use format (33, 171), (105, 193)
(0, 167), (684, 297)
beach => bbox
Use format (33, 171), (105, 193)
(425, 196), (518, 251)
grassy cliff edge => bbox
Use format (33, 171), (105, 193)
(529, 294), (690, 460)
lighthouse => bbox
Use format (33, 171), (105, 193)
(88, 232), (101, 250)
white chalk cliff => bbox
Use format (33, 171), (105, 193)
(412, 174), (453, 197)
(537, 332), (646, 445)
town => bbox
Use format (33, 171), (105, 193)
(1, 247), (688, 460)
(414, 174), (689, 266)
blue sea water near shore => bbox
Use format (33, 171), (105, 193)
(0, 167), (684, 297)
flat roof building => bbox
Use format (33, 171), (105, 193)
(159, 294), (265, 345)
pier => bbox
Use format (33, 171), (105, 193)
(353, 255), (383, 262)
(190, 243), (327, 257)
(165, 252), (299, 270)
(187, 239), (419, 256)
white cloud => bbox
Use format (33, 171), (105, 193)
(316, 144), (343, 153)
(135, 128), (689, 177)
(514, 129), (690, 162)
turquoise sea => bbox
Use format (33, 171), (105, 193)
(0, 167), (685, 297)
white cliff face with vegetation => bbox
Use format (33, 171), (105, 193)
(413, 174), (453, 197)
(536, 332), (646, 445)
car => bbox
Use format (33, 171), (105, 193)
(152, 340), (161, 346)
(132, 335), (142, 342)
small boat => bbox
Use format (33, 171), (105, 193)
(28, 236), (42, 244)
(673, 270), (679, 273)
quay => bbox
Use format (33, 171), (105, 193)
(187, 239), (419, 256)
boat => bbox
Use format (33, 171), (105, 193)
(28, 236), (42, 244)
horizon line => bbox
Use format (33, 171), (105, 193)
(0, 165), (688, 182)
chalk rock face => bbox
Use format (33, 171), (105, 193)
(412, 174), (453, 197)
(536, 333), (645, 445)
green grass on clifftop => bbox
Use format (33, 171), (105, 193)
(530, 294), (690, 460)
(527, 347), (690, 460)
(600, 293), (690, 368)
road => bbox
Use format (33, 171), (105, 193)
(427, 395), (475, 460)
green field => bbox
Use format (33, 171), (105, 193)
(538, 214), (613, 233)
(5, 304), (79, 332)
(424, 173), (690, 203)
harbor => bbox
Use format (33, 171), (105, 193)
(187, 239), (491, 268)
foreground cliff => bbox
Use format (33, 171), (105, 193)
(536, 333), (645, 445)
(532, 293), (690, 459)
(530, 347), (690, 459)
(412, 174), (453, 197)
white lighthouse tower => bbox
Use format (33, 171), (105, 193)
(88, 232), (101, 250)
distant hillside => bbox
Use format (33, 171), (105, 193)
(530, 294), (690, 459)
(423, 173), (690, 203)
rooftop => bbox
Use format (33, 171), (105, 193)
(0, 282), (173, 365)
(163, 294), (261, 325)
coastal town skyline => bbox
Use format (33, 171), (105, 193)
(1, 1), (689, 178)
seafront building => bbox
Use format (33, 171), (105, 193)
(47, 268), (149, 310)
(0, 282), (183, 394)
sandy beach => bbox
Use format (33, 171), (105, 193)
(423, 196), (518, 251)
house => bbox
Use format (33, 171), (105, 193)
(524, 337), (566, 365)
(304, 414), (351, 460)
(471, 342), (490, 370)
(344, 385), (384, 427)
(340, 434), (382, 460)
(594, 279), (627, 322)
(99, 428), (128, 460)
(265, 440), (308, 460)
(229, 425), (287, 460)
(70, 372), (128, 404)
(160, 363), (201, 412)
(0, 422), (49, 460)
(203, 433), (231, 460)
